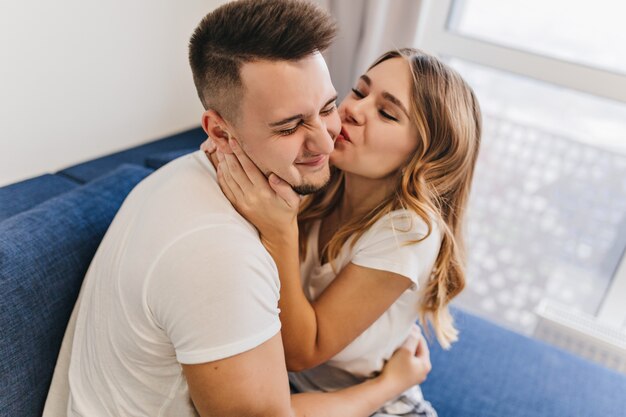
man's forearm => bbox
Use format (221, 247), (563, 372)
(290, 374), (402, 417)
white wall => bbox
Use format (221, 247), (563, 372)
(0, 0), (227, 186)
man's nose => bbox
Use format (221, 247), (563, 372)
(306, 116), (338, 155)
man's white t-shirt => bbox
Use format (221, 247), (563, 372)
(289, 210), (441, 392)
(67, 151), (281, 417)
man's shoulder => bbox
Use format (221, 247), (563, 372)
(123, 151), (256, 240)
(156, 222), (277, 278)
(166, 221), (265, 254)
(147, 222), (280, 310)
(135, 151), (216, 200)
(104, 150), (270, 277)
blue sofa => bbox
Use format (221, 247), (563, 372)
(1, 127), (625, 417)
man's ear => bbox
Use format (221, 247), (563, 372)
(201, 109), (234, 154)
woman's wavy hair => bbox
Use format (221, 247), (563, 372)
(298, 48), (482, 349)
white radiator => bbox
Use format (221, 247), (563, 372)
(534, 300), (626, 374)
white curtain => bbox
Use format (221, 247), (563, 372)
(314, 0), (428, 99)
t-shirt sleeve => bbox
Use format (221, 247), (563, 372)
(351, 212), (441, 289)
(146, 225), (281, 365)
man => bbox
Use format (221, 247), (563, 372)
(64, 1), (431, 416)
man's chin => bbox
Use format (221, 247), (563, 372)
(291, 171), (331, 195)
(292, 182), (327, 195)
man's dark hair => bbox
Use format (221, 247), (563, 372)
(189, 0), (337, 123)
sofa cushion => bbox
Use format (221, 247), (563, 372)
(0, 164), (153, 417)
(0, 174), (78, 223)
(58, 127), (204, 183)
(145, 148), (197, 170)
(422, 309), (626, 417)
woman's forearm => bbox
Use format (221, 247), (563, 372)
(261, 228), (322, 370)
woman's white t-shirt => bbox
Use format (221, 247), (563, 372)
(289, 209), (441, 392)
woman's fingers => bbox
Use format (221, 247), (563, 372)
(229, 138), (271, 188)
(380, 324), (431, 388)
(200, 137), (217, 154)
(217, 138), (298, 220)
(222, 151), (255, 192)
(400, 325), (421, 354)
(217, 163), (239, 204)
(216, 152), (245, 203)
(268, 174), (301, 209)
(416, 332), (430, 362)
(412, 326), (432, 376)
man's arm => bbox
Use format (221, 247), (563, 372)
(183, 328), (430, 417)
(183, 333), (292, 417)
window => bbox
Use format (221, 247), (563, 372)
(418, 0), (626, 334)
(449, 0), (626, 75)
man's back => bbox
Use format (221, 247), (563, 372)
(67, 151), (280, 416)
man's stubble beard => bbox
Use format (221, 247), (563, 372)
(293, 181), (327, 196)
(292, 165), (331, 195)
(238, 139), (330, 196)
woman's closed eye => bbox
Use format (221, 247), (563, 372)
(351, 87), (365, 99)
(379, 109), (398, 122)
(351, 87), (399, 122)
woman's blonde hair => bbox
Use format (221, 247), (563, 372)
(298, 48), (482, 349)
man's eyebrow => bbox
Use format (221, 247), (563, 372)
(382, 92), (410, 118)
(268, 94), (338, 128)
(268, 114), (304, 128)
(323, 94), (338, 109)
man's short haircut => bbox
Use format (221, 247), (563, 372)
(189, 0), (337, 123)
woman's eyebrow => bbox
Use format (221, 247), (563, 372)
(359, 74), (409, 117)
(381, 92), (410, 117)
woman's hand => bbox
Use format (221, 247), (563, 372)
(215, 137), (301, 243)
(379, 325), (432, 391)
(200, 137), (217, 155)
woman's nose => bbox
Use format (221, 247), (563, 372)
(342, 100), (365, 126)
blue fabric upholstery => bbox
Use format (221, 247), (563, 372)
(0, 164), (153, 417)
(422, 309), (626, 417)
(145, 148), (197, 170)
(58, 126), (204, 183)
(0, 174), (78, 222)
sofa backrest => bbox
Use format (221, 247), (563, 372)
(0, 174), (78, 223)
(0, 164), (152, 417)
(58, 127), (204, 183)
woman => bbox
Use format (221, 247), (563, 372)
(206, 48), (481, 416)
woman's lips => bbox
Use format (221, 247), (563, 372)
(337, 126), (351, 143)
